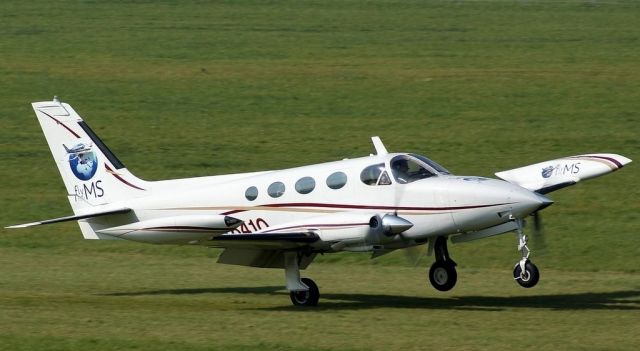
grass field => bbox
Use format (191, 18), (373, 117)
(1, 248), (639, 351)
(1, 0), (639, 350)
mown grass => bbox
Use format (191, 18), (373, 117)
(1, 248), (639, 351)
(1, 0), (639, 350)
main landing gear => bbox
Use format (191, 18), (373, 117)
(428, 236), (457, 291)
(283, 221), (540, 306)
(513, 219), (540, 288)
(289, 278), (320, 306)
(284, 251), (319, 306)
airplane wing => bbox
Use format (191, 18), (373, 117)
(495, 153), (631, 194)
(211, 232), (320, 269)
(209, 232), (320, 249)
(208, 212), (380, 269)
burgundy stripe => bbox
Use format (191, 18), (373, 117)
(41, 109), (146, 191)
(105, 164), (146, 191)
(221, 209), (244, 215)
(144, 226), (228, 232)
(575, 155), (623, 169)
(262, 222), (369, 233)
(219, 202), (509, 217)
(262, 202), (509, 211)
(40, 110), (81, 138)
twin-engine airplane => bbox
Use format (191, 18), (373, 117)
(8, 97), (632, 306)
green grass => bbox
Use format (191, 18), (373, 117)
(1, 248), (639, 351)
(1, 0), (639, 350)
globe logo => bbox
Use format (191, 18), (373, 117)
(65, 142), (99, 181)
(541, 166), (554, 179)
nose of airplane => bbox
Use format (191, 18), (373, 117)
(445, 177), (554, 232)
(510, 186), (554, 217)
(535, 193), (554, 211)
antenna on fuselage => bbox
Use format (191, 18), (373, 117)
(371, 136), (388, 156)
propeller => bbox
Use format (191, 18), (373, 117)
(391, 219), (423, 266)
(529, 192), (553, 252)
(386, 159), (427, 266)
(530, 211), (547, 252)
(404, 243), (428, 266)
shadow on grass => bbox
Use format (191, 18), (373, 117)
(303, 290), (640, 312)
(101, 287), (639, 311)
(102, 286), (284, 296)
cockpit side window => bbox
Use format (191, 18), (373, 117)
(391, 155), (436, 184)
(360, 163), (391, 186)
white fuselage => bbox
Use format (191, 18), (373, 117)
(104, 152), (546, 251)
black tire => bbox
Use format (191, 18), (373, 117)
(428, 261), (457, 291)
(289, 278), (320, 306)
(513, 260), (540, 288)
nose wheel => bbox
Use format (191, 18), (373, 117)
(513, 219), (540, 288)
(428, 236), (457, 291)
(513, 259), (539, 288)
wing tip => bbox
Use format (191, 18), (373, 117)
(5, 222), (39, 229)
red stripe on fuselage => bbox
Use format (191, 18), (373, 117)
(221, 202), (510, 216)
(143, 226), (228, 232)
(261, 222), (370, 233)
(263, 202), (509, 211)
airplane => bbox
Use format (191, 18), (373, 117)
(63, 141), (93, 155)
(7, 97), (632, 306)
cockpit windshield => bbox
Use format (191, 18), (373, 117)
(390, 155), (436, 184)
(409, 154), (451, 175)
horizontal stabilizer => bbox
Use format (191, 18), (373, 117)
(495, 153), (631, 194)
(6, 208), (131, 229)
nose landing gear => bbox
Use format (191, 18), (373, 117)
(513, 219), (540, 288)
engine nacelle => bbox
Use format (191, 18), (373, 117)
(96, 215), (242, 244)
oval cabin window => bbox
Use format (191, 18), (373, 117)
(245, 186), (259, 201)
(295, 177), (316, 194)
(267, 181), (286, 198)
(326, 171), (347, 189)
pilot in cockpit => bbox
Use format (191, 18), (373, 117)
(392, 158), (410, 184)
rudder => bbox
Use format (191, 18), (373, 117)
(33, 97), (150, 214)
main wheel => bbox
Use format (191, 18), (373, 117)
(289, 278), (320, 306)
(428, 261), (457, 291)
(513, 260), (540, 288)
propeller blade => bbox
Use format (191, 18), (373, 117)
(403, 244), (424, 267)
(531, 212), (547, 251)
(533, 212), (542, 232)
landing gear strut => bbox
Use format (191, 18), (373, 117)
(284, 251), (319, 306)
(513, 219), (540, 288)
(428, 236), (457, 291)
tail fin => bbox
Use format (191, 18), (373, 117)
(33, 97), (150, 214)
